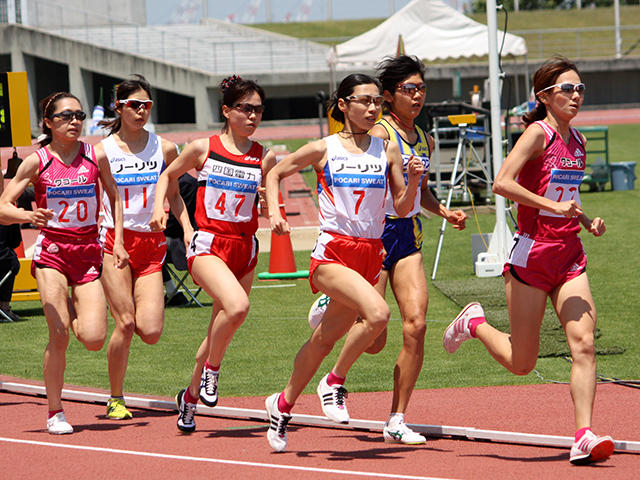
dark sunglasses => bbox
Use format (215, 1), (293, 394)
(537, 82), (585, 95)
(233, 103), (265, 115)
(397, 82), (426, 95)
(118, 99), (154, 111)
(50, 110), (87, 122)
(345, 94), (385, 107)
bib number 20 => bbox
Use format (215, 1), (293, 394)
(58, 200), (88, 223)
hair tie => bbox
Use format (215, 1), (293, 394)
(221, 74), (242, 92)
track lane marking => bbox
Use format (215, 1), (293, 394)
(0, 436), (451, 480)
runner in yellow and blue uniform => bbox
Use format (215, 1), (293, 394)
(369, 55), (467, 444)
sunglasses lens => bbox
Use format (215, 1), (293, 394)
(52, 110), (85, 121)
(237, 104), (264, 114)
(123, 100), (152, 110)
(399, 83), (426, 94)
(559, 83), (585, 94)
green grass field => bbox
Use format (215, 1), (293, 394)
(254, 6), (640, 60)
(1, 124), (638, 400)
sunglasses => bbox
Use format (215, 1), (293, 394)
(537, 82), (585, 95)
(397, 82), (426, 95)
(118, 99), (154, 111)
(346, 94), (385, 107)
(50, 110), (87, 122)
(233, 103), (265, 115)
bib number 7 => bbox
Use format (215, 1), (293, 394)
(353, 190), (365, 215)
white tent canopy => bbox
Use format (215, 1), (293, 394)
(328, 0), (527, 67)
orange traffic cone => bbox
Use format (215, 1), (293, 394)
(14, 241), (25, 258)
(268, 192), (297, 273)
(258, 192), (309, 280)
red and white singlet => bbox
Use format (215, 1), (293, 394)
(194, 135), (264, 237)
(316, 134), (389, 239)
(33, 142), (100, 237)
(100, 132), (165, 232)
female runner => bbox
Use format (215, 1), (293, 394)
(367, 55), (466, 444)
(95, 75), (192, 420)
(0, 92), (127, 434)
(264, 73), (424, 452)
(151, 75), (276, 433)
(442, 56), (614, 465)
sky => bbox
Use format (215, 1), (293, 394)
(146, 0), (470, 25)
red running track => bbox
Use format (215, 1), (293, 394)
(1, 375), (638, 480)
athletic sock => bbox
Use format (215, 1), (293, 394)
(575, 427), (591, 442)
(468, 316), (487, 338)
(277, 392), (293, 414)
(48, 409), (63, 419)
(184, 388), (199, 404)
(204, 361), (219, 373)
(387, 412), (405, 426)
(326, 370), (345, 386)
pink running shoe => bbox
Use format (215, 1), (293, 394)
(443, 302), (484, 353)
(570, 430), (614, 465)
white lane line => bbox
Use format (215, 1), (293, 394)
(0, 436), (450, 480)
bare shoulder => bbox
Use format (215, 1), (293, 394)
(369, 122), (390, 140)
(293, 138), (327, 160)
(93, 139), (106, 159)
(188, 137), (210, 154)
(21, 151), (42, 171)
(385, 138), (401, 155)
(426, 132), (435, 152)
(160, 137), (179, 159)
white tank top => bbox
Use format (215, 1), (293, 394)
(101, 132), (166, 232)
(317, 134), (388, 239)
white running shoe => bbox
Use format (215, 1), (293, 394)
(199, 368), (219, 407)
(308, 294), (330, 329)
(383, 421), (426, 445)
(47, 412), (73, 435)
(570, 430), (615, 465)
(265, 393), (291, 452)
(176, 388), (197, 433)
(317, 374), (349, 424)
(443, 302), (484, 354)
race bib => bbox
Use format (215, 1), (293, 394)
(47, 184), (98, 228)
(540, 169), (583, 218)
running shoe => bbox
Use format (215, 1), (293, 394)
(308, 294), (330, 329)
(383, 421), (426, 445)
(47, 412), (73, 435)
(570, 430), (615, 465)
(106, 397), (133, 420)
(317, 373), (349, 424)
(265, 393), (291, 452)
(443, 302), (484, 354)
(199, 367), (219, 407)
(176, 388), (197, 433)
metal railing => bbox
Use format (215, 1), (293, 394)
(512, 25), (640, 60)
(2, 0), (330, 74)
(4, 1), (639, 73)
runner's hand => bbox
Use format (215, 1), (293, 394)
(587, 216), (606, 236)
(112, 242), (129, 269)
(30, 208), (53, 228)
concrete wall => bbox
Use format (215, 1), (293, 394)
(24, 0), (146, 27)
(2, 22), (639, 137)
